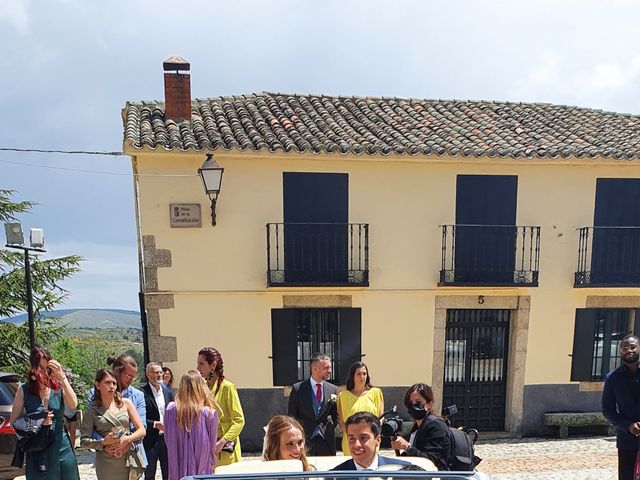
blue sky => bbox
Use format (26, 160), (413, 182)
(1, 0), (640, 310)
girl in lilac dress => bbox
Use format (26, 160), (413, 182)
(164, 370), (219, 480)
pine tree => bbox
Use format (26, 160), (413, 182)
(0, 189), (81, 371)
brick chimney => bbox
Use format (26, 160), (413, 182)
(163, 56), (191, 121)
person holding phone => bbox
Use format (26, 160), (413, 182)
(10, 347), (80, 480)
(197, 347), (245, 466)
(80, 369), (146, 479)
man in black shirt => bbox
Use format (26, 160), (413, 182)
(603, 335), (640, 480)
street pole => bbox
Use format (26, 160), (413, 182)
(24, 249), (36, 350)
(4, 224), (45, 351)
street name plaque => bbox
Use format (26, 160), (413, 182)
(169, 203), (201, 228)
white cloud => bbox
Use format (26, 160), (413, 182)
(0, 0), (29, 34)
(527, 52), (562, 86)
(507, 51), (640, 112)
(575, 56), (640, 93)
(43, 242), (139, 310)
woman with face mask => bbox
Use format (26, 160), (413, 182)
(390, 383), (452, 470)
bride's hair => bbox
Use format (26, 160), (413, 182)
(263, 415), (313, 471)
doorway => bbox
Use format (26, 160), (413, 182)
(443, 309), (510, 431)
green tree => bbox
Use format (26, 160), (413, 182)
(0, 190), (82, 371)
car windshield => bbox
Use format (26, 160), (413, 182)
(0, 382), (16, 406)
(183, 471), (484, 480)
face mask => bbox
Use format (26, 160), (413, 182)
(407, 402), (428, 420)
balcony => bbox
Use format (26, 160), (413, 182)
(575, 226), (640, 287)
(266, 223), (369, 287)
(439, 224), (541, 287)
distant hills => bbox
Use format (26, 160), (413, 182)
(1, 309), (141, 330)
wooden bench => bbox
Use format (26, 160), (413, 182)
(543, 412), (615, 438)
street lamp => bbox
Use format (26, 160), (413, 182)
(198, 154), (224, 226)
(3, 223), (46, 350)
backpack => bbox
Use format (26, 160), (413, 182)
(445, 426), (481, 471)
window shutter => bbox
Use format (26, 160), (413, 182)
(271, 309), (298, 386)
(634, 309), (640, 335)
(571, 309), (598, 381)
(337, 308), (362, 385)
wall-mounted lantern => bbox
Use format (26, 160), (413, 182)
(198, 154), (224, 226)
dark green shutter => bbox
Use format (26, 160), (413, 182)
(338, 308), (362, 384)
(634, 309), (640, 335)
(271, 308), (298, 386)
(570, 309), (598, 381)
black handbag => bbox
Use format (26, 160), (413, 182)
(10, 411), (55, 470)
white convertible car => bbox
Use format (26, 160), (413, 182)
(182, 456), (490, 479)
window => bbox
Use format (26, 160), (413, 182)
(589, 179), (640, 284)
(571, 308), (639, 381)
(295, 309), (339, 381)
(271, 308), (361, 386)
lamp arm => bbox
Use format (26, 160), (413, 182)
(210, 196), (217, 226)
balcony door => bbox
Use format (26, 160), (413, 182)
(454, 175), (518, 283)
(283, 172), (348, 284)
(592, 179), (640, 284)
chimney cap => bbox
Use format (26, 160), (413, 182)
(163, 56), (190, 72)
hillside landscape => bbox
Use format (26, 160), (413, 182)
(1, 309), (144, 403)
(3, 308), (141, 329)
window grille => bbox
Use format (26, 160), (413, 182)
(590, 309), (635, 380)
(296, 309), (339, 383)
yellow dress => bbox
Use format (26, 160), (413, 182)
(211, 378), (245, 466)
(337, 387), (384, 455)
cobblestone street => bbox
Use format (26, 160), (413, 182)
(14, 435), (617, 479)
(474, 435), (617, 479)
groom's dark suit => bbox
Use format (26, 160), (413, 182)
(332, 455), (409, 470)
(288, 379), (338, 456)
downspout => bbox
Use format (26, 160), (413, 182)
(132, 155), (150, 365)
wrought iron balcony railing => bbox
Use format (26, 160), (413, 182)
(439, 224), (541, 286)
(575, 226), (640, 286)
(266, 223), (369, 287)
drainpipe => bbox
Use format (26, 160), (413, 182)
(132, 155), (150, 366)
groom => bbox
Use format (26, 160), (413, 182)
(288, 353), (338, 456)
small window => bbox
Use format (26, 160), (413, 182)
(591, 310), (631, 379)
(295, 309), (339, 381)
(271, 308), (362, 386)
(571, 308), (637, 381)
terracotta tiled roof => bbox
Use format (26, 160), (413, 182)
(122, 92), (640, 159)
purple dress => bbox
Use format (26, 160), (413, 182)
(164, 403), (218, 480)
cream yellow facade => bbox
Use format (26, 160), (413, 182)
(129, 149), (640, 414)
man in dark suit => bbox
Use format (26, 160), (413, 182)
(143, 362), (174, 480)
(288, 353), (338, 456)
(332, 412), (409, 470)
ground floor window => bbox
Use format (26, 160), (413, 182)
(271, 307), (361, 386)
(571, 308), (639, 381)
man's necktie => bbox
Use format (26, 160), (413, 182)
(315, 383), (322, 403)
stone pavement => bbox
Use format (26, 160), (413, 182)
(473, 435), (617, 479)
(14, 435), (618, 479)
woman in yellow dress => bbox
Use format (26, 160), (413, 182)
(197, 347), (245, 466)
(337, 362), (384, 455)
(337, 361), (384, 455)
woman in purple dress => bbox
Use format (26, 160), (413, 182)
(164, 370), (219, 480)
